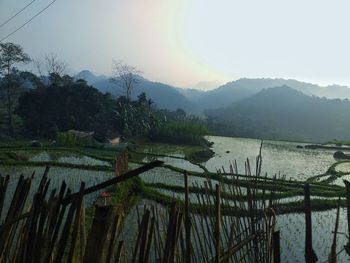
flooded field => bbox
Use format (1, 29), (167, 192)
(136, 136), (349, 261)
(1, 136), (348, 261)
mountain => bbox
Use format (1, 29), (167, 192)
(189, 79), (264, 110)
(75, 70), (108, 84)
(193, 80), (222, 90)
(206, 86), (350, 142)
(189, 78), (350, 111)
(75, 70), (197, 113)
(176, 88), (205, 100)
(75, 71), (350, 127)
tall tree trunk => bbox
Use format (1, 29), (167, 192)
(6, 83), (13, 137)
(6, 63), (14, 137)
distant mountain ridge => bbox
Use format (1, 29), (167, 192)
(75, 71), (350, 112)
(74, 71), (350, 141)
(188, 78), (350, 111)
(206, 86), (350, 142)
(75, 70), (197, 113)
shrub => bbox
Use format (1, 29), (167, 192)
(55, 132), (98, 147)
(149, 121), (207, 145)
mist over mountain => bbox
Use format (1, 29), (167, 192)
(75, 70), (108, 84)
(75, 70), (197, 113)
(206, 86), (350, 142)
(193, 80), (222, 90)
(187, 78), (350, 111)
(75, 70), (350, 141)
(176, 88), (205, 100)
(76, 71), (350, 114)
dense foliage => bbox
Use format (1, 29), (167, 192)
(150, 122), (207, 145)
(12, 73), (206, 145)
(113, 93), (157, 137)
(0, 43), (30, 136)
(0, 42), (208, 145)
(15, 76), (115, 138)
(55, 132), (99, 147)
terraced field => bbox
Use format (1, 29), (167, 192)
(129, 136), (350, 262)
(1, 136), (350, 261)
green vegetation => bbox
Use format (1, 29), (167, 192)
(55, 132), (99, 147)
(0, 42), (208, 148)
(15, 76), (116, 139)
(85, 176), (143, 232)
(141, 186), (346, 216)
(0, 138), (348, 218)
(185, 147), (215, 163)
(323, 139), (350, 146)
(150, 121), (207, 145)
(206, 86), (350, 142)
(0, 43), (30, 136)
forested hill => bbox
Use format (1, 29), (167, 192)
(206, 86), (350, 142)
(188, 78), (350, 111)
(75, 71), (350, 142)
(76, 70), (197, 113)
(76, 71), (350, 116)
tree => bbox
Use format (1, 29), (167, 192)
(137, 92), (147, 105)
(33, 53), (67, 85)
(147, 98), (154, 112)
(0, 43), (30, 136)
(175, 108), (186, 120)
(15, 75), (114, 138)
(113, 93), (158, 137)
(110, 61), (141, 100)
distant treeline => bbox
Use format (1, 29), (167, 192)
(5, 42), (350, 144)
(9, 74), (206, 145)
(0, 42), (207, 145)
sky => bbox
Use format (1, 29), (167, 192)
(1, 0), (350, 89)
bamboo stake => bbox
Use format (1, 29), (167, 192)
(344, 180), (350, 256)
(329, 196), (341, 263)
(215, 184), (221, 263)
(83, 205), (116, 263)
(184, 172), (191, 263)
(304, 184), (318, 263)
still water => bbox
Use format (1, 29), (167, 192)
(0, 136), (346, 262)
(138, 136), (348, 262)
(205, 136), (337, 180)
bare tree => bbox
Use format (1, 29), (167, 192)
(33, 53), (67, 85)
(110, 60), (141, 100)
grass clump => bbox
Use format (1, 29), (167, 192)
(150, 122), (207, 145)
(56, 132), (100, 147)
(185, 148), (215, 163)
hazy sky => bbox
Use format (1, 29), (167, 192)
(1, 0), (350, 89)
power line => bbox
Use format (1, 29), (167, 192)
(0, 0), (58, 43)
(0, 0), (38, 29)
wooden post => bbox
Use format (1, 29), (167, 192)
(115, 152), (128, 176)
(344, 180), (350, 256)
(215, 184), (221, 263)
(304, 184), (317, 263)
(83, 206), (116, 263)
(184, 172), (191, 263)
(329, 196), (341, 263)
(80, 199), (86, 262)
(115, 241), (124, 263)
(272, 231), (280, 263)
(67, 183), (85, 263)
(106, 214), (120, 263)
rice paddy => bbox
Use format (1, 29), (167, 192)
(1, 135), (350, 261)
